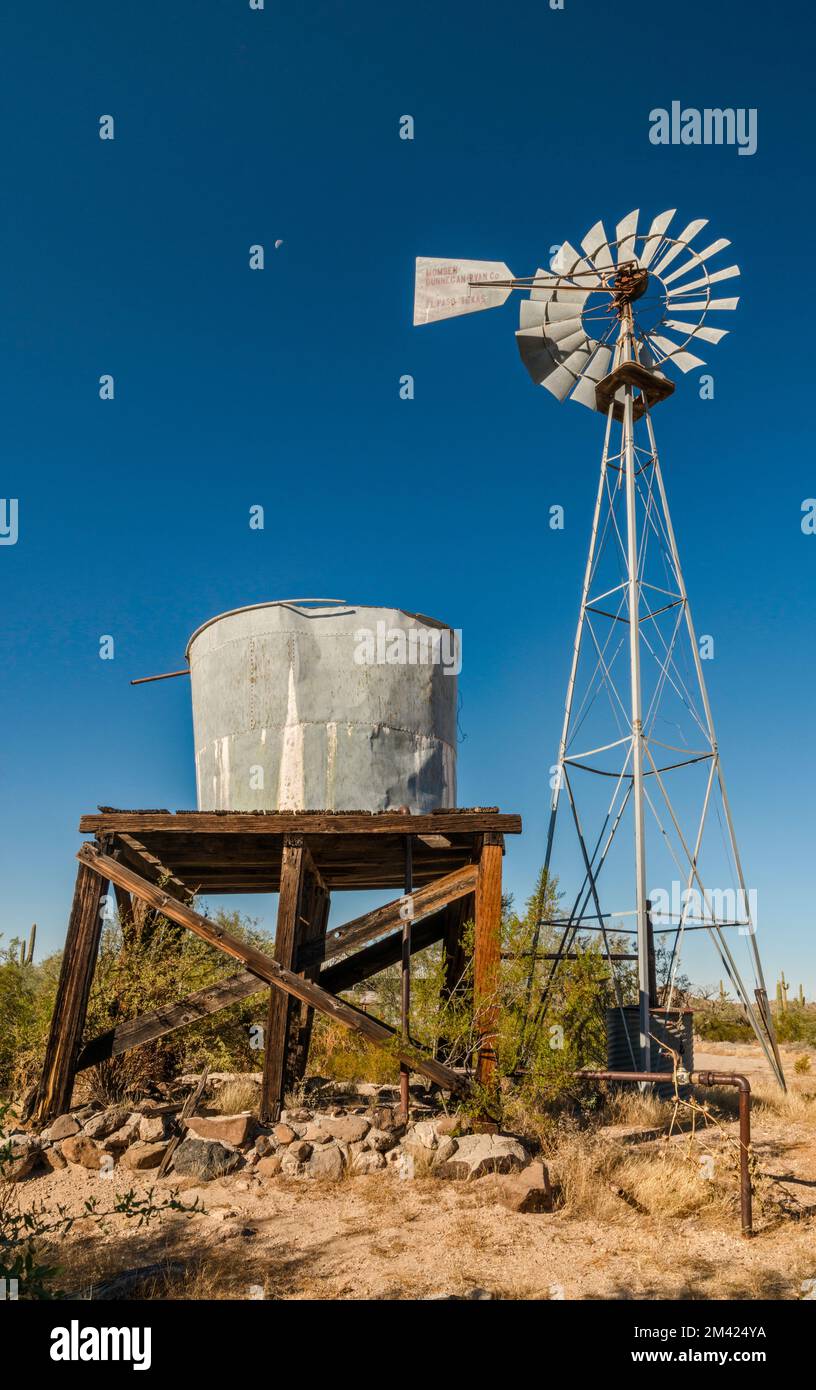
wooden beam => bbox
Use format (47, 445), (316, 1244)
(75, 843), (467, 1094)
(261, 835), (306, 1123)
(296, 862), (478, 969)
(33, 862), (109, 1124)
(75, 972), (266, 1071)
(474, 832), (504, 1112)
(321, 912), (446, 994)
(114, 833), (192, 899)
(79, 810), (522, 837)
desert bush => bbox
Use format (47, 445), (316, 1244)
(80, 906), (273, 1104)
(0, 937), (64, 1099)
(549, 1126), (735, 1224)
(310, 867), (620, 1109)
(774, 1009), (816, 1045)
(692, 1005), (754, 1043)
(1, 906), (273, 1107)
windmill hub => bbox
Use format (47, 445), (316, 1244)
(613, 261), (649, 307)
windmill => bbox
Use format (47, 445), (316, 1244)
(414, 210), (786, 1088)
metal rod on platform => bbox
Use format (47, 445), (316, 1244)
(400, 836), (413, 1123)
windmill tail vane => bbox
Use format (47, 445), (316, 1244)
(414, 210), (786, 1091)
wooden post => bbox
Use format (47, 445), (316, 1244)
(473, 832), (503, 1124)
(261, 835), (306, 1123)
(399, 836), (413, 1122)
(33, 860), (108, 1124)
(290, 879), (330, 1088)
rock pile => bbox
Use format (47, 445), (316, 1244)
(3, 1081), (550, 1211)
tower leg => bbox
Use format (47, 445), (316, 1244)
(33, 860), (108, 1124)
(261, 835), (305, 1123)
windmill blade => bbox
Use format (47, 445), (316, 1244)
(647, 333), (707, 373)
(665, 296), (739, 312)
(516, 327), (594, 399)
(639, 209), (676, 267)
(581, 220), (615, 272)
(538, 319), (586, 348)
(529, 267), (558, 303)
(520, 299), (582, 329)
(519, 299), (551, 329)
(543, 347), (596, 400)
(413, 257), (514, 325)
(570, 345), (613, 410)
(616, 209), (639, 263)
(650, 220), (709, 278)
(664, 319), (729, 345)
(551, 241), (599, 283)
(660, 238), (731, 286)
(518, 316), (586, 352)
(667, 265), (741, 295)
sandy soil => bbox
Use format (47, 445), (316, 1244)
(13, 1041), (816, 1301)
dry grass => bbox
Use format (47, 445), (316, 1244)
(548, 1128), (736, 1224)
(211, 1079), (261, 1115)
(604, 1087), (677, 1129)
(751, 1080), (816, 1124)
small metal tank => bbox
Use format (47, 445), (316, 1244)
(186, 600), (458, 812)
(606, 1006), (694, 1098)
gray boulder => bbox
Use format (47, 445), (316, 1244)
(352, 1149), (386, 1174)
(322, 1115), (370, 1144)
(433, 1133), (528, 1181)
(50, 1113), (81, 1141)
(306, 1144), (345, 1180)
(84, 1107), (130, 1140)
(171, 1138), (241, 1181)
(4, 1134), (42, 1181)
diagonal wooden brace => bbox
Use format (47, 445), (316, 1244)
(297, 862), (478, 969)
(75, 843), (468, 1095)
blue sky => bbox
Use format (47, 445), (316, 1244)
(1, 1), (814, 996)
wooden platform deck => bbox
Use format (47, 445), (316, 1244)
(79, 807), (522, 893)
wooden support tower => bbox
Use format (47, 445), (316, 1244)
(31, 808), (521, 1127)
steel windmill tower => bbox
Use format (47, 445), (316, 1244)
(414, 210), (785, 1088)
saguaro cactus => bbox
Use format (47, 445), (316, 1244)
(18, 923), (36, 966)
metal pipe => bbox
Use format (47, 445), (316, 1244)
(575, 1069), (752, 1236)
(695, 1070), (753, 1238)
(130, 668), (190, 685)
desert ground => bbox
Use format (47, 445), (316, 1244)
(12, 1040), (816, 1302)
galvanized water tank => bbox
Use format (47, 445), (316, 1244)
(186, 600), (458, 812)
(606, 1007), (694, 1098)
